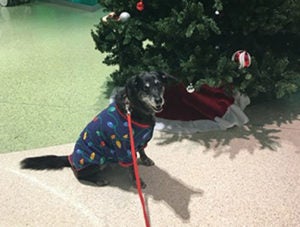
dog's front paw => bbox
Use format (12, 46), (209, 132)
(132, 178), (147, 189)
(138, 149), (155, 166)
(140, 156), (155, 166)
(128, 167), (147, 189)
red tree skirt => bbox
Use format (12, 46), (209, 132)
(155, 83), (250, 133)
(156, 83), (234, 120)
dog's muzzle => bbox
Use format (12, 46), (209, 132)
(153, 105), (163, 113)
(152, 97), (164, 113)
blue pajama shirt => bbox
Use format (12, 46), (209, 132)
(68, 103), (154, 171)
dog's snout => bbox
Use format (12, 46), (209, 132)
(155, 97), (163, 104)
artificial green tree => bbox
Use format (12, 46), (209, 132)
(92, 0), (300, 99)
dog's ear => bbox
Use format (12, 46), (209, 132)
(155, 71), (178, 84)
(125, 75), (143, 97)
(127, 74), (143, 88)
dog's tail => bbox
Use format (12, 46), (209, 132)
(20, 155), (71, 170)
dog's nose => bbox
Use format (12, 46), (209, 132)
(155, 97), (162, 104)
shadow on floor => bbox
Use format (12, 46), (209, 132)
(154, 92), (300, 159)
(80, 163), (204, 221)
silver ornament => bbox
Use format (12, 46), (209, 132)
(119, 12), (131, 22)
(186, 83), (195, 93)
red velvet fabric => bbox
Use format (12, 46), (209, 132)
(156, 83), (234, 121)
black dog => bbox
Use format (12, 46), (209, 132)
(21, 71), (171, 189)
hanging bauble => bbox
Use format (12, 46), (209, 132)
(186, 83), (195, 93)
(231, 50), (251, 69)
(136, 1), (144, 11)
(118, 12), (131, 22)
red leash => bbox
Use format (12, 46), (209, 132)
(126, 109), (151, 227)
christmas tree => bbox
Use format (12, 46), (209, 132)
(92, 0), (300, 99)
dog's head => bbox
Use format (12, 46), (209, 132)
(126, 71), (174, 113)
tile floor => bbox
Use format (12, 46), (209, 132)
(0, 2), (114, 152)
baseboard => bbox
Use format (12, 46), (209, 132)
(41, 0), (101, 12)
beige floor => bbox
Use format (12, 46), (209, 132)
(1, 95), (300, 227)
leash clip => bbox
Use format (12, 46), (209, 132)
(125, 97), (131, 115)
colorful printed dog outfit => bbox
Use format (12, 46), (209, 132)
(68, 103), (154, 172)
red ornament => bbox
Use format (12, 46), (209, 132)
(231, 50), (251, 69)
(136, 1), (144, 11)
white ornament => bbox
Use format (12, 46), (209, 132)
(186, 83), (195, 93)
(215, 10), (220, 15)
(119, 12), (131, 22)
